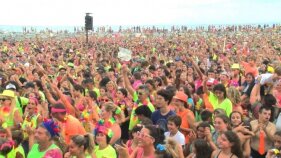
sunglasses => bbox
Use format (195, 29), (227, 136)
(99, 98), (109, 102)
(136, 131), (153, 139)
(0, 98), (10, 101)
(137, 92), (144, 96)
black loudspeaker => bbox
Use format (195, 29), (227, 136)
(85, 15), (93, 31)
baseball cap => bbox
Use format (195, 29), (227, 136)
(207, 78), (215, 86)
(24, 82), (35, 89)
(221, 71), (229, 77)
(6, 83), (16, 90)
(175, 56), (181, 62)
(173, 92), (187, 103)
(231, 64), (240, 69)
(58, 65), (66, 71)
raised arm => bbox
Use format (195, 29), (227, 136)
(26, 125), (35, 150)
(50, 83), (76, 116)
(187, 56), (204, 80)
(41, 76), (57, 105)
(202, 76), (210, 95)
(250, 79), (261, 105)
(205, 127), (218, 151)
(122, 65), (135, 97)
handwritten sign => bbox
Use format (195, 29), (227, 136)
(118, 47), (132, 61)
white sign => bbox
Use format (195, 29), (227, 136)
(118, 47), (132, 61)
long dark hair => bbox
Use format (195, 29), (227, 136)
(214, 114), (231, 130)
(229, 111), (243, 127)
(71, 134), (94, 154)
(193, 139), (212, 158)
(145, 125), (165, 148)
(223, 131), (243, 158)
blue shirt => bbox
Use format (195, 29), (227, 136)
(151, 110), (176, 132)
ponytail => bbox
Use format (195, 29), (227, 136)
(53, 136), (67, 153)
(103, 102), (125, 123)
(84, 133), (95, 154)
(71, 134), (95, 154)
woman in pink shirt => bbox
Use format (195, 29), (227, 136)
(132, 125), (164, 158)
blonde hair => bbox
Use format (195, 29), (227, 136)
(275, 66), (281, 76)
(227, 86), (241, 105)
(165, 138), (181, 158)
(106, 81), (117, 90)
(103, 102), (125, 123)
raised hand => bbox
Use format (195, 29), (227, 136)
(114, 142), (130, 158)
(204, 127), (212, 142)
(202, 75), (209, 82)
(25, 125), (35, 136)
(121, 64), (129, 74)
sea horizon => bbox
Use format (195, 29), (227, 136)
(0, 22), (279, 33)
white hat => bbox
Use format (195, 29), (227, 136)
(6, 83), (16, 90)
(24, 62), (30, 67)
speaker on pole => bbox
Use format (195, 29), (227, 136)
(85, 13), (92, 43)
(85, 13), (93, 31)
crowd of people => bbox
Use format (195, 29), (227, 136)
(0, 24), (281, 158)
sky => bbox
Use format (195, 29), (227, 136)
(0, 0), (281, 26)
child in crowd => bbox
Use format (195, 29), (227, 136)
(164, 115), (185, 146)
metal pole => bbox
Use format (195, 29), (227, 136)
(86, 29), (88, 43)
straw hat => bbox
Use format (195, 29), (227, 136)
(231, 63), (240, 69)
(0, 90), (15, 99)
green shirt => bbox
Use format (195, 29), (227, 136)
(16, 96), (29, 116)
(27, 143), (61, 158)
(39, 91), (46, 102)
(7, 145), (25, 158)
(2, 108), (18, 128)
(85, 88), (100, 97)
(208, 92), (232, 116)
(94, 145), (117, 158)
(129, 92), (155, 130)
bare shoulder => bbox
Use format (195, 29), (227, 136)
(211, 150), (219, 158)
(231, 155), (238, 158)
(250, 119), (258, 126)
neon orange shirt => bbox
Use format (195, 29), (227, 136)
(177, 109), (194, 143)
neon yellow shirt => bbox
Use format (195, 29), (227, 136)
(94, 145), (117, 158)
(16, 96), (29, 116)
(208, 92), (232, 116)
(85, 88), (100, 97)
(27, 143), (61, 158)
(8, 145), (25, 158)
(129, 92), (155, 130)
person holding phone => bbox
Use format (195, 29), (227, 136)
(230, 111), (253, 158)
